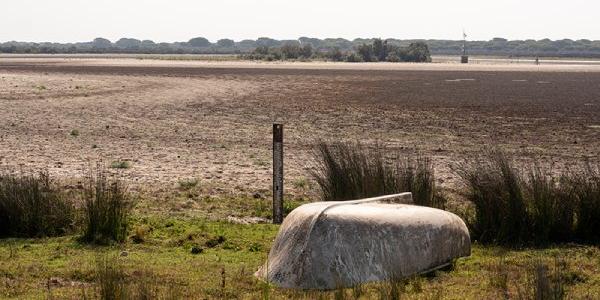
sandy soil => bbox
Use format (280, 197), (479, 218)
(4, 56), (600, 72)
(1, 58), (599, 203)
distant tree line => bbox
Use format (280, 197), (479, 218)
(242, 39), (431, 62)
(2, 36), (600, 58)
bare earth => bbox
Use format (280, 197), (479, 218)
(1, 58), (599, 206)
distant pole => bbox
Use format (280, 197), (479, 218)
(461, 30), (469, 64)
(273, 123), (284, 224)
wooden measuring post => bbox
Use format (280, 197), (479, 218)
(273, 123), (284, 224)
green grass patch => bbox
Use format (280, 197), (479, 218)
(0, 216), (598, 299)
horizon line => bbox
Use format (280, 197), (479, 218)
(2, 36), (599, 44)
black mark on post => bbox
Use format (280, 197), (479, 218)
(273, 123), (284, 224)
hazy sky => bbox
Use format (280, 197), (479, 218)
(2, 0), (598, 43)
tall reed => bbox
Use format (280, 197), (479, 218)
(311, 142), (444, 208)
(81, 166), (130, 244)
(0, 171), (74, 237)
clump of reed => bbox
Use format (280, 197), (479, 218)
(0, 171), (74, 238)
(311, 142), (445, 209)
(458, 148), (600, 245)
(81, 166), (131, 244)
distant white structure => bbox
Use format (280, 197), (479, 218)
(461, 30), (469, 64)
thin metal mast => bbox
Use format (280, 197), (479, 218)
(462, 30), (467, 56)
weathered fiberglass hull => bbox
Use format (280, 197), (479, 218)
(256, 193), (470, 290)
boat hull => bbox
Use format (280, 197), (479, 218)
(256, 193), (471, 290)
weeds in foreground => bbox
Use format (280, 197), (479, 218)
(96, 256), (128, 300)
(0, 171), (74, 238)
(311, 142), (445, 208)
(94, 256), (172, 300)
(487, 255), (568, 300)
(488, 255), (510, 298)
(328, 278), (430, 300)
(5, 221), (597, 299)
(81, 166), (131, 244)
(533, 258), (566, 300)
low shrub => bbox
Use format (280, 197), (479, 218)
(110, 160), (131, 169)
(344, 53), (363, 62)
(0, 171), (74, 238)
(81, 166), (131, 244)
(205, 235), (226, 248)
(177, 178), (199, 191)
(311, 142), (445, 208)
(70, 129), (80, 137)
(325, 47), (344, 62)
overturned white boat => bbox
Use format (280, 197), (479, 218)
(256, 193), (470, 290)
